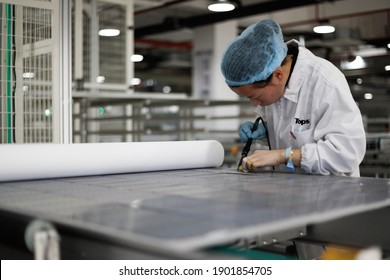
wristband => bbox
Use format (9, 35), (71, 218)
(285, 147), (296, 172)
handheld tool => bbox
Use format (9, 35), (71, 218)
(237, 117), (262, 171)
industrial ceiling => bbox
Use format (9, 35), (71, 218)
(132, 0), (390, 124)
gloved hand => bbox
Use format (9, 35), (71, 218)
(239, 121), (266, 142)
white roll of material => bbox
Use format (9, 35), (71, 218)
(0, 140), (224, 182)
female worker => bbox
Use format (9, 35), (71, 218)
(221, 19), (366, 176)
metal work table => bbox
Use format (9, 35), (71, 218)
(0, 168), (390, 259)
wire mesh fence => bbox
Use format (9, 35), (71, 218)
(0, 1), (54, 143)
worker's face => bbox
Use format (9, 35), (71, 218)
(229, 74), (285, 107)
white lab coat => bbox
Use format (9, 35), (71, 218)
(256, 40), (366, 176)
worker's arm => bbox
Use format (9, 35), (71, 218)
(244, 148), (301, 170)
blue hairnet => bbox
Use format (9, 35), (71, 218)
(221, 19), (288, 87)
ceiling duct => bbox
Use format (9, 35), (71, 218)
(135, 0), (344, 38)
(134, 0), (194, 14)
(134, 0), (165, 12)
(322, 27), (362, 46)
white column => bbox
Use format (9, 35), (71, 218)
(52, 0), (72, 143)
(193, 20), (238, 100)
(192, 21), (240, 140)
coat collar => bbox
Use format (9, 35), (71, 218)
(283, 39), (309, 103)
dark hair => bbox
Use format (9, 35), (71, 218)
(251, 45), (297, 87)
(229, 71), (273, 88)
(252, 72), (274, 85)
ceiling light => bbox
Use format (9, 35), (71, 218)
(208, 0), (237, 12)
(98, 28), (120, 37)
(364, 93), (373, 100)
(313, 23), (335, 34)
(340, 55), (366, 70)
(44, 109), (52, 117)
(131, 54), (144, 62)
(163, 86), (171, 94)
(385, 65), (390, 71)
(96, 76), (105, 83)
(131, 78), (141, 86)
(23, 72), (34, 79)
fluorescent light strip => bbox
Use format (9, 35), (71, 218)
(98, 28), (120, 37)
(208, 3), (235, 12)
